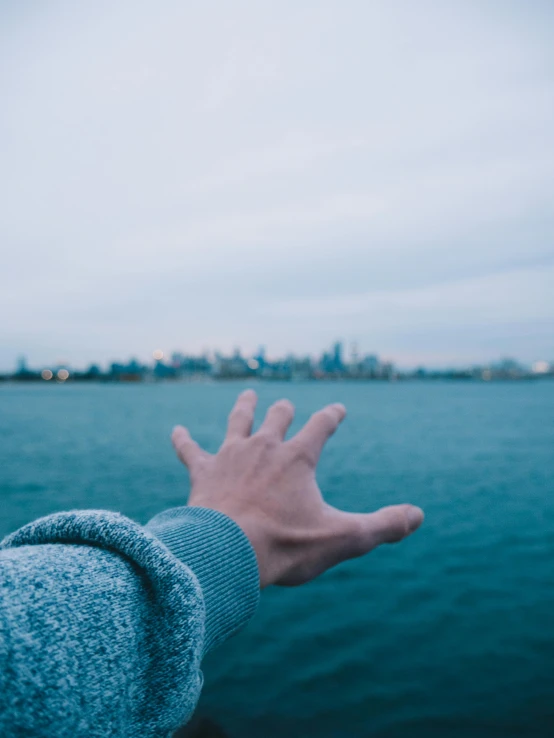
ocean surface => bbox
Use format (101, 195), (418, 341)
(1, 380), (554, 737)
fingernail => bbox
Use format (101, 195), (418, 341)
(406, 506), (424, 532)
(332, 403), (347, 417)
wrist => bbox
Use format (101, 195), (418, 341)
(188, 502), (275, 587)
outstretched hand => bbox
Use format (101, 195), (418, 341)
(172, 389), (423, 588)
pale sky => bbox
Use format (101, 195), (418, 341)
(1, 0), (553, 370)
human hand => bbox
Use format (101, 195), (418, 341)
(172, 389), (423, 588)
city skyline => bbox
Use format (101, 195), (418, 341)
(4, 335), (554, 375)
(6, 340), (553, 381)
(3, 338), (554, 374)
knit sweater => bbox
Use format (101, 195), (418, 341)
(0, 507), (260, 737)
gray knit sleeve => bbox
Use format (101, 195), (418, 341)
(0, 508), (259, 738)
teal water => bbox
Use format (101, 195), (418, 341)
(1, 381), (554, 737)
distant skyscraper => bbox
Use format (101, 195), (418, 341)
(255, 346), (266, 368)
(333, 341), (344, 372)
(362, 354), (380, 375)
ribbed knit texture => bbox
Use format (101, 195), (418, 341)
(146, 506), (260, 654)
(0, 507), (260, 737)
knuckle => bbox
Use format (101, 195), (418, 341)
(319, 409), (337, 432)
(176, 438), (192, 455)
(275, 399), (294, 414)
(342, 517), (367, 558)
(320, 407), (337, 422)
(177, 443), (190, 458)
(310, 409), (323, 422)
(288, 439), (316, 466)
(254, 431), (275, 448)
(268, 399), (294, 422)
(382, 509), (410, 543)
(230, 407), (249, 423)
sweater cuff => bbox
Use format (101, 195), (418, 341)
(146, 506), (259, 653)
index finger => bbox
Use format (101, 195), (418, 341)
(288, 403), (346, 464)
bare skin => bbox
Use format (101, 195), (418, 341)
(172, 389), (424, 589)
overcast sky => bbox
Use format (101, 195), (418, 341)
(1, 0), (553, 370)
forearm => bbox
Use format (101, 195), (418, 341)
(0, 508), (259, 738)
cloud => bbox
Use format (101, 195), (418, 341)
(1, 0), (553, 369)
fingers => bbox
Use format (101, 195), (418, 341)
(258, 399), (295, 440)
(226, 389), (258, 440)
(345, 504), (424, 555)
(171, 426), (207, 472)
(289, 403), (346, 463)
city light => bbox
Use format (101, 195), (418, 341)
(57, 369), (69, 381)
(247, 359), (259, 370)
(532, 361), (549, 374)
(153, 349), (164, 361)
(41, 369), (53, 380)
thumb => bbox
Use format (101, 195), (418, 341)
(347, 504), (424, 555)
